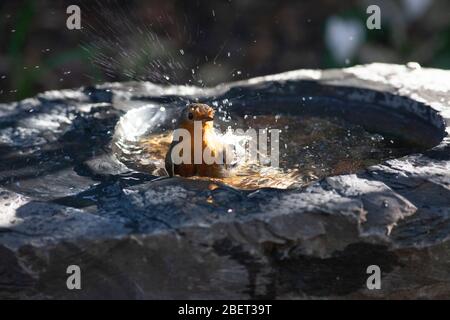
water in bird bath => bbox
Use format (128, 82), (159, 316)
(114, 110), (421, 190)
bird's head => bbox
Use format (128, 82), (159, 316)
(182, 103), (215, 124)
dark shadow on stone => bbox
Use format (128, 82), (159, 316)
(270, 243), (399, 297)
(213, 238), (276, 299)
(31, 241), (141, 299)
(424, 144), (450, 161)
(0, 245), (36, 299)
(52, 171), (158, 209)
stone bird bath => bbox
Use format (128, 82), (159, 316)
(0, 63), (449, 299)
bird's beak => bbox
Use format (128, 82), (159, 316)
(204, 116), (214, 122)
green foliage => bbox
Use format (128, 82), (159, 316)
(3, 1), (103, 101)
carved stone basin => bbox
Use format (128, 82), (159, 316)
(0, 63), (449, 299)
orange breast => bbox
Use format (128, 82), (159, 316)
(173, 122), (224, 177)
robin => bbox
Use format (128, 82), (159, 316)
(165, 103), (232, 178)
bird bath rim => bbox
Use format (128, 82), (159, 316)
(111, 76), (447, 190)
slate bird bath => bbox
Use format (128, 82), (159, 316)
(1, 63), (450, 299)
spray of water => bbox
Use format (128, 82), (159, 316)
(80, 0), (236, 90)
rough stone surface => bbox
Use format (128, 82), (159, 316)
(0, 63), (449, 299)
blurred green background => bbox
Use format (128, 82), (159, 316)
(1, 0), (449, 103)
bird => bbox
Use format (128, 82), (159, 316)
(165, 103), (233, 178)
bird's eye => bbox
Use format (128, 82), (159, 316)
(188, 112), (194, 120)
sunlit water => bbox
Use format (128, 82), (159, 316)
(114, 114), (421, 190)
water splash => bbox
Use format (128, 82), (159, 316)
(80, 0), (236, 87)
